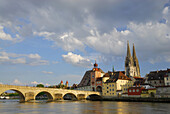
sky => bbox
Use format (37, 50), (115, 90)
(0, 0), (170, 86)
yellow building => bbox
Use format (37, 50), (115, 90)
(113, 71), (133, 94)
(102, 79), (117, 96)
(141, 88), (156, 98)
(102, 71), (133, 96)
(121, 81), (133, 93)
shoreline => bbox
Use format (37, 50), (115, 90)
(99, 97), (170, 103)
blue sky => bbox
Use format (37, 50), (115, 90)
(0, 0), (170, 86)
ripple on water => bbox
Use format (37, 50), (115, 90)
(0, 100), (170, 114)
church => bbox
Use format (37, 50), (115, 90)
(125, 41), (141, 77)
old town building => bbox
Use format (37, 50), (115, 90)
(164, 69), (170, 86)
(128, 84), (156, 97)
(112, 71), (133, 94)
(146, 69), (169, 87)
(102, 71), (133, 97)
(77, 60), (105, 92)
(102, 78), (117, 96)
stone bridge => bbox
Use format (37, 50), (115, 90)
(0, 84), (101, 102)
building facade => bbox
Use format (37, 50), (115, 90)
(128, 84), (156, 97)
(77, 61), (105, 92)
(146, 69), (169, 87)
(164, 69), (170, 86)
(102, 79), (117, 96)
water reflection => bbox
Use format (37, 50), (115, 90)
(0, 100), (170, 114)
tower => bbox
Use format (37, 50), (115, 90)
(132, 43), (140, 77)
(125, 41), (140, 77)
(60, 80), (63, 85)
(65, 81), (68, 88)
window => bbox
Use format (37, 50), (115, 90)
(112, 84), (114, 87)
(107, 91), (109, 93)
(129, 90), (131, 92)
(110, 89), (111, 91)
(112, 89), (114, 91)
(92, 75), (94, 78)
(110, 85), (111, 87)
(167, 77), (168, 80)
(136, 89), (139, 92)
(133, 89), (135, 92)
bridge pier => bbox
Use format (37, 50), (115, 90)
(54, 93), (63, 100)
(77, 94), (86, 100)
(25, 92), (35, 101)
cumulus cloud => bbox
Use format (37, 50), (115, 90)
(30, 81), (50, 86)
(0, 0), (170, 65)
(0, 25), (22, 42)
(11, 79), (25, 85)
(163, 6), (169, 15)
(85, 21), (170, 63)
(86, 28), (128, 56)
(30, 81), (39, 85)
(42, 71), (53, 74)
(34, 31), (85, 52)
(0, 51), (49, 65)
(62, 52), (93, 68)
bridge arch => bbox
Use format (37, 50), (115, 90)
(63, 93), (77, 100)
(35, 91), (53, 100)
(0, 89), (25, 102)
(87, 94), (102, 101)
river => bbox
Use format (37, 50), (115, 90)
(0, 99), (170, 114)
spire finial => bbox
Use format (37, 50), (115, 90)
(127, 40), (131, 58)
(112, 66), (115, 73)
(133, 43), (137, 59)
(94, 59), (98, 68)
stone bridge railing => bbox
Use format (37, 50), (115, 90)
(0, 84), (101, 102)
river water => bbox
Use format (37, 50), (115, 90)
(0, 100), (170, 114)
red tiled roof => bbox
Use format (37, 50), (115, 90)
(134, 77), (144, 79)
(103, 73), (110, 77)
(116, 71), (131, 80)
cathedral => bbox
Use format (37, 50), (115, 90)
(125, 41), (140, 77)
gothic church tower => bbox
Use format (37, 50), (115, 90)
(125, 41), (140, 77)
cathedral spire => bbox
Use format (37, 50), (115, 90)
(133, 43), (137, 59)
(127, 41), (131, 58)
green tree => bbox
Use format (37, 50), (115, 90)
(36, 84), (44, 87)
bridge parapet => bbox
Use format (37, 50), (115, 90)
(0, 84), (101, 102)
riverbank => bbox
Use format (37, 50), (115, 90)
(102, 97), (170, 103)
